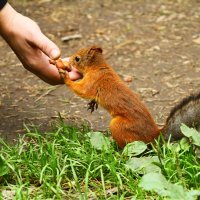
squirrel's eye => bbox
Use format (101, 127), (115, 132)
(75, 56), (80, 62)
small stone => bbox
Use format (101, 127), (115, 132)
(123, 75), (133, 82)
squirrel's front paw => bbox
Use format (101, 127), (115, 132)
(50, 58), (70, 80)
(58, 68), (68, 79)
(87, 99), (98, 113)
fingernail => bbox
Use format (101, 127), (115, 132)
(50, 49), (60, 59)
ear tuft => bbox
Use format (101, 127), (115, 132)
(88, 45), (103, 54)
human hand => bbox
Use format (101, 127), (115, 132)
(0, 3), (81, 84)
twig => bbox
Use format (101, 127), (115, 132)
(35, 86), (59, 102)
(115, 40), (135, 49)
(61, 34), (82, 42)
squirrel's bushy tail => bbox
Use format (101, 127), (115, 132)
(163, 92), (200, 141)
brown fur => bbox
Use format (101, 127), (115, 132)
(57, 46), (160, 148)
(55, 46), (200, 148)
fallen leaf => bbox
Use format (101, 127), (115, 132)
(192, 37), (200, 45)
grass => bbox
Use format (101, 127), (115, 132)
(0, 120), (199, 199)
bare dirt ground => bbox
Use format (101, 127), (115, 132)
(0, 0), (200, 142)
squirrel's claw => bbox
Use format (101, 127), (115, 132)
(58, 68), (67, 79)
(49, 58), (70, 80)
(87, 99), (98, 113)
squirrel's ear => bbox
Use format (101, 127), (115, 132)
(88, 46), (103, 55)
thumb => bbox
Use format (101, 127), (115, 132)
(32, 31), (61, 60)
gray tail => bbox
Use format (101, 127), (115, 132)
(163, 92), (200, 141)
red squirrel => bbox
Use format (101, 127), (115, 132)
(52, 46), (200, 148)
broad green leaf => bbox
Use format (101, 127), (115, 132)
(167, 138), (190, 153)
(125, 156), (161, 174)
(180, 124), (200, 147)
(122, 141), (147, 156)
(180, 137), (190, 151)
(139, 172), (200, 200)
(187, 190), (200, 199)
(87, 132), (111, 151)
(167, 184), (200, 200)
(167, 142), (181, 153)
(139, 172), (169, 196)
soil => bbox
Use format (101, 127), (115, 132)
(0, 0), (200, 142)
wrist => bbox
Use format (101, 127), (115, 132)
(0, 3), (18, 37)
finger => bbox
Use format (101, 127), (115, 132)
(31, 31), (61, 60)
(36, 63), (64, 85)
(26, 52), (64, 85)
(68, 71), (82, 81)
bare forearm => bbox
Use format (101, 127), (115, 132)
(0, 2), (63, 84)
(0, 2), (81, 84)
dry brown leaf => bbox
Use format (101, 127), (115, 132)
(193, 37), (200, 45)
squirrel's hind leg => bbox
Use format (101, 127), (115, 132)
(110, 116), (140, 148)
